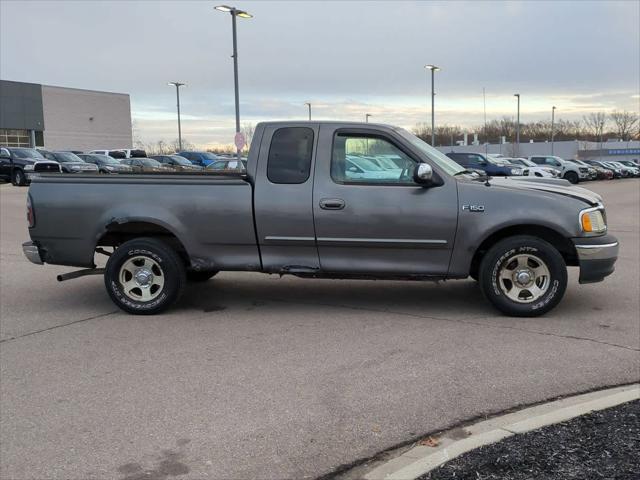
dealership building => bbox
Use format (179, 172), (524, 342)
(0, 80), (132, 151)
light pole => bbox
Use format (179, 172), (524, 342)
(551, 106), (556, 155)
(425, 65), (440, 146)
(514, 93), (520, 155)
(304, 102), (312, 120)
(167, 82), (186, 151)
(365, 113), (372, 123)
(215, 5), (252, 166)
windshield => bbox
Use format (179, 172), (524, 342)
(93, 155), (121, 164)
(55, 152), (85, 163)
(394, 128), (465, 176)
(518, 158), (537, 167)
(13, 148), (45, 160)
(202, 152), (219, 161)
(170, 155), (193, 166)
(140, 158), (162, 167)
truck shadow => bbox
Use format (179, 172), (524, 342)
(179, 275), (492, 317)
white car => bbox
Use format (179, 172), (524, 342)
(507, 158), (560, 178)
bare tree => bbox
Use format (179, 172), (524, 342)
(582, 112), (607, 144)
(609, 110), (639, 141)
(241, 123), (255, 151)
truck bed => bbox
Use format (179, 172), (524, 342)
(28, 173), (261, 270)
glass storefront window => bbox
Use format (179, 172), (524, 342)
(0, 128), (32, 147)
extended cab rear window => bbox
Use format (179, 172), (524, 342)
(267, 127), (314, 184)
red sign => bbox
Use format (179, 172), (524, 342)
(234, 132), (246, 151)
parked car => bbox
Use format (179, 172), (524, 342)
(206, 159), (247, 170)
(0, 147), (61, 186)
(120, 157), (170, 173)
(601, 161), (632, 178)
(528, 155), (587, 184)
(506, 158), (560, 178)
(577, 161), (614, 180)
(585, 160), (623, 179)
(608, 160), (639, 177)
(617, 160), (640, 176)
(177, 151), (221, 167)
(149, 155), (204, 172)
(78, 154), (133, 174)
(565, 159), (598, 180)
(40, 150), (99, 174)
(23, 121), (618, 318)
(445, 152), (523, 176)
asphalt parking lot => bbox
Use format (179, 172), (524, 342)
(1, 180), (638, 480)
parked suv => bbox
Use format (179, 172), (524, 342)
(528, 155), (587, 184)
(445, 152), (523, 176)
(0, 147), (61, 185)
(177, 151), (221, 167)
(78, 154), (133, 174)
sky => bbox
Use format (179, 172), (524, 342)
(1, 0), (639, 148)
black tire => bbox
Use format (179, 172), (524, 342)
(564, 171), (579, 184)
(11, 169), (26, 186)
(104, 237), (186, 315)
(186, 270), (218, 282)
(478, 235), (567, 317)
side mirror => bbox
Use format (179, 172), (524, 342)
(413, 163), (433, 185)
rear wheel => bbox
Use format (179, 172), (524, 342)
(105, 237), (186, 314)
(564, 171), (579, 184)
(187, 270), (218, 282)
(479, 235), (567, 317)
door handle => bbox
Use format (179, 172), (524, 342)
(319, 198), (345, 210)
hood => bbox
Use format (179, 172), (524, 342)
(486, 177), (602, 206)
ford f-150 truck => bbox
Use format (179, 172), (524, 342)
(22, 121), (619, 317)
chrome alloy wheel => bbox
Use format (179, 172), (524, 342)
(497, 253), (550, 303)
(118, 256), (165, 302)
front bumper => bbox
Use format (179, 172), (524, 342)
(572, 234), (619, 284)
(22, 241), (44, 265)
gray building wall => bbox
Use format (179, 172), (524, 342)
(41, 85), (132, 150)
(0, 80), (44, 131)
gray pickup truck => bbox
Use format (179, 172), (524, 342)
(23, 121), (618, 316)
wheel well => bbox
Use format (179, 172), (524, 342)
(469, 225), (578, 278)
(97, 221), (189, 263)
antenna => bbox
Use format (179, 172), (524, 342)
(483, 87), (488, 156)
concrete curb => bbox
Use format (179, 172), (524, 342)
(363, 383), (639, 480)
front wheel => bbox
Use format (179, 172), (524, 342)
(105, 237), (186, 314)
(564, 171), (579, 184)
(11, 169), (26, 186)
(479, 235), (567, 317)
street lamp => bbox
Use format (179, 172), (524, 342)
(215, 5), (252, 166)
(167, 82), (186, 151)
(551, 106), (556, 155)
(304, 102), (312, 121)
(425, 64), (440, 146)
(514, 93), (520, 155)
(365, 113), (372, 123)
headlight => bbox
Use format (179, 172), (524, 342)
(580, 207), (607, 234)
(24, 164), (34, 171)
(105, 165), (114, 170)
(510, 167), (523, 175)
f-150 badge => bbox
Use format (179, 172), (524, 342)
(462, 205), (485, 212)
